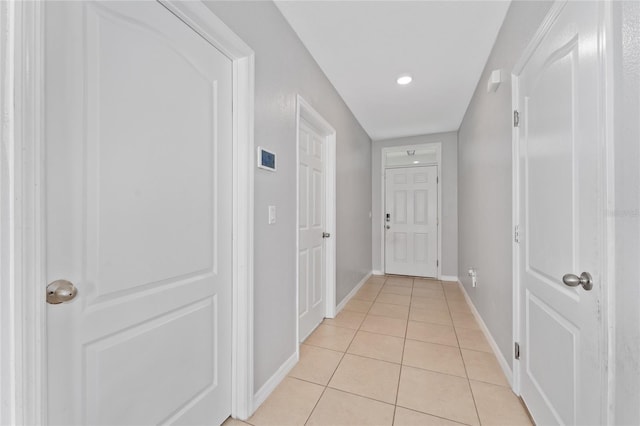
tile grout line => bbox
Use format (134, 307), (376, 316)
(444, 284), (483, 426)
(391, 277), (414, 424)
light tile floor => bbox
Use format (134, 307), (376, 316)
(224, 276), (533, 426)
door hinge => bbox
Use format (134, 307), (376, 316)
(513, 110), (520, 127)
(515, 342), (520, 360)
(437, 260), (439, 267)
(437, 176), (439, 184)
(514, 225), (520, 243)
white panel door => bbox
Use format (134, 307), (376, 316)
(298, 119), (326, 341)
(384, 166), (438, 277)
(45, 2), (232, 425)
(517, 2), (604, 425)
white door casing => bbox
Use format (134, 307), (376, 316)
(512, 1), (610, 425)
(296, 95), (336, 343)
(45, 2), (232, 424)
(384, 166), (438, 278)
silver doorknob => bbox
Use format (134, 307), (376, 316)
(46, 280), (78, 304)
(385, 225), (390, 229)
(322, 232), (331, 238)
(562, 272), (593, 291)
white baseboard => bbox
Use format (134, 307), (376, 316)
(456, 280), (514, 387)
(440, 275), (458, 282)
(371, 270), (385, 276)
(252, 350), (299, 412)
(335, 271), (373, 314)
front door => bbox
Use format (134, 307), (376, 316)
(45, 2), (233, 424)
(516, 1), (605, 424)
(298, 119), (327, 341)
(384, 166), (438, 277)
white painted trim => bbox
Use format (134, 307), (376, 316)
(380, 143), (442, 279)
(296, 94), (338, 346)
(440, 275), (458, 283)
(371, 270), (385, 276)
(457, 281), (514, 387)
(335, 272), (373, 314)
(8, 1), (257, 422)
(252, 351), (299, 411)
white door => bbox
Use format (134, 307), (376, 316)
(517, 2), (605, 425)
(45, 2), (233, 424)
(298, 119), (326, 341)
(384, 166), (438, 277)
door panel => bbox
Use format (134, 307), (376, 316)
(298, 120), (326, 341)
(385, 166), (438, 277)
(45, 2), (233, 424)
(518, 2), (604, 425)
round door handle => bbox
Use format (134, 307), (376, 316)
(46, 280), (78, 304)
(562, 272), (593, 291)
(385, 225), (390, 229)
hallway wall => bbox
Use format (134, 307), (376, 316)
(457, 0), (554, 369)
(203, 1), (372, 396)
(371, 132), (458, 278)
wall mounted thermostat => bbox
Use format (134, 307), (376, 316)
(257, 146), (276, 171)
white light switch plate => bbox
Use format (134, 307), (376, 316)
(268, 205), (276, 224)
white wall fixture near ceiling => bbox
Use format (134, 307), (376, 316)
(275, 1), (511, 140)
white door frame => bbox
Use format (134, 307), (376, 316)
(296, 95), (337, 344)
(380, 143), (442, 279)
(510, 1), (615, 423)
(0, 1), (257, 423)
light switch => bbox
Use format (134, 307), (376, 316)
(268, 205), (276, 224)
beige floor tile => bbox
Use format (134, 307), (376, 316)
(451, 311), (480, 330)
(343, 298), (374, 313)
(367, 276), (387, 285)
(381, 285), (413, 296)
(370, 302), (409, 319)
(323, 310), (366, 330)
(406, 321), (458, 347)
(222, 417), (252, 426)
(328, 354), (401, 404)
(402, 340), (466, 377)
(288, 344), (343, 385)
(376, 292), (411, 306)
(397, 367), (479, 426)
(393, 407), (465, 426)
(304, 324), (356, 352)
(441, 281), (459, 289)
(353, 288), (380, 302)
(306, 388), (394, 426)
(410, 296), (449, 312)
(362, 282), (384, 292)
(347, 330), (404, 363)
(443, 289), (465, 299)
(412, 287), (445, 299)
(446, 300), (472, 313)
(412, 280), (443, 290)
(461, 349), (508, 386)
(455, 328), (492, 353)
(470, 380), (533, 426)
(360, 315), (408, 337)
(248, 377), (323, 426)
(385, 277), (414, 287)
(409, 307), (453, 326)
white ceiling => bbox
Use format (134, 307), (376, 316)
(275, 1), (511, 141)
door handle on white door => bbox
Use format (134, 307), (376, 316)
(562, 272), (593, 291)
(322, 232), (331, 238)
(46, 279), (78, 304)
(385, 225), (390, 230)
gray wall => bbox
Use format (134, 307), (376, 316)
(612, 2), (640, 424)
(372, 133), (458, 277)
(203, 1), (372, 393)
(457, 0), (554, 368)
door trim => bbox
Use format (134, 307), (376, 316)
(380, 143), (442, 279)
(295, 95), (337, 345)
(0, 1), (257, 422)
(510, 1), (615, 423)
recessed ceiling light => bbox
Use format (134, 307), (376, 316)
(397, 75), (412, 85)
